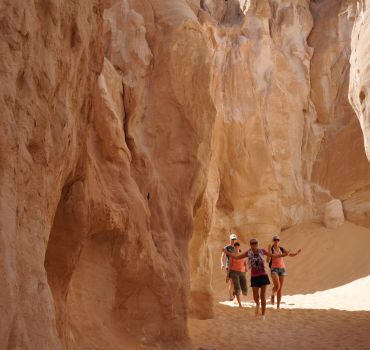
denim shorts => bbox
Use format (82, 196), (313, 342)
(271, 267), (287, 276)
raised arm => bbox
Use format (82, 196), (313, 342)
(263, 248), (289, 258)
(288, 248), (302, 257)
(223, 248), (248, 259)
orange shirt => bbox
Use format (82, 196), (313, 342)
(229, 257), (247, 272)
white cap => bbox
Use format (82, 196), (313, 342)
(273, 235), (280, 241)
(230, 233), (237, 240)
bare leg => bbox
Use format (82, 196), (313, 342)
(228, 278), (234, 300)
(252, 287), (260, 315)
(270, 273), (280, 305)
(260, 285), (267, 316)
(236, 293), (242, 308)
(277, 276), (285, 308)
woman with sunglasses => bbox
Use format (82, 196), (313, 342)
(267, 235), (301, 309)
(223, 238), (288, 320)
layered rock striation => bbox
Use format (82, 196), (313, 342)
(1, 0), (370, 349)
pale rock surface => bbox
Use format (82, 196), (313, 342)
(350, 0), (370, 160)
(323, 199), (345, 229)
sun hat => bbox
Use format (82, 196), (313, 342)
(230, 233), (237, 240)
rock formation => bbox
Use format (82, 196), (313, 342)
(323, 199), (345, 229)
(1, 0), (370, 349)
(350, 0), (370, 161)
(0, 1), (103, 348)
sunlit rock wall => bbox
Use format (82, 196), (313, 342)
(2, 0), (370, 348)
(350, 0), (370, 161)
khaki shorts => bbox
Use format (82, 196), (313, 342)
(229, 270), (247, 296)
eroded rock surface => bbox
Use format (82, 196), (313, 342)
(1, 0), (370, 349)
(350, 0), (370, 160)
(323, 199), (345, 229)
(0, 1), (103, 348)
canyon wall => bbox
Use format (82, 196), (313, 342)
(311, 0), (370, 229)
(350, 0), (370, 161)
(1, 0), (370, 349)
(0, 1), (103, 348)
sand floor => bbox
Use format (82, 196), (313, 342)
(189, 222), (370, 350)
(189, 303), (370, 350)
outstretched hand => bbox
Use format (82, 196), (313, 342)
(289, 248), (302, 257)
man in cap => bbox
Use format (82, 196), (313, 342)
(220, 233), (238, 300)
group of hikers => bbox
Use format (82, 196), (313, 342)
(221, 233), (301, 320)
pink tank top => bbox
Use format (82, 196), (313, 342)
(271, 246), (286, 268)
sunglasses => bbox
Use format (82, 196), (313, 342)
(250, 242), (258, 245)
(273, 239), (280, 241)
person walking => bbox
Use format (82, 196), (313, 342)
(267, 235), (301, 309)
(221, 233), (238, 300)
(224, 238), (288, 320)
(227, 242), (247, 308)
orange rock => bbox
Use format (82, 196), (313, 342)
(1, 0), (370, 349)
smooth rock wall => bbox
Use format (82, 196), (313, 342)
(350, 0), (370, 160)
(310, 0), (370, 228)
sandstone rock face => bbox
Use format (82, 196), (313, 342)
(350, 0), (370, 161)
(1, 0), (370, 348)
(0, 1), (103, 348)
(310, 0), (370, 228)
(323, 200), (345, 229)
(345, 0), (370, 227)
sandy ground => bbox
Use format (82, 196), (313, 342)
(189, 222), (370, 350)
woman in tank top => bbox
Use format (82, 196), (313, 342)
(224, 238), (288, 320)
(266, 235), (301, 309)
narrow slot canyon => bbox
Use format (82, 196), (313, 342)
(1, 1), (370, 349)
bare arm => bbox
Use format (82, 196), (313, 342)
(263, 248), (289, 258)
(288, 248), (302, 257)
(221, 251), (226, 269)
(223, 248), (248, 259)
